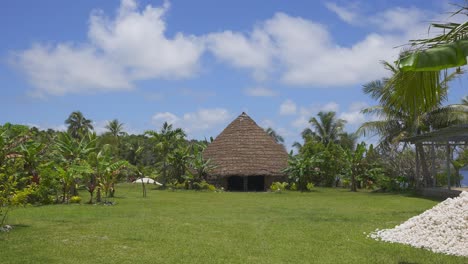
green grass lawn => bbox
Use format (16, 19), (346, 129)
(0, 185), (466, 264)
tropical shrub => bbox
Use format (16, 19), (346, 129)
(270, 182), (288, 192)
(11, 184), (38, 205)
(288, 182), (297, 191)
(283, 154), (322, 192)
(69, 196), (82, 204)
(306, 182), (315, 191)
(193, 180), (216, 191)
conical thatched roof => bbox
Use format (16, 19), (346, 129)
(203, 112), (288, 177)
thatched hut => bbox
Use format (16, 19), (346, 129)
(203, 112), (288, 191)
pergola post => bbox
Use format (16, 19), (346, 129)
(446, 143), (451, 190)
(415, 144), (420, 189)
(431, 143), (436, 187)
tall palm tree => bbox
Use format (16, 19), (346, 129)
(265, 127), (285, 144)
(105, 119), (126, 137)
(65, 111), (94, 139)
(145, 122), (187, 185)
(359, 60), (464, 187)
(302, 111), (346, 146)
(359, 61), (461, 146)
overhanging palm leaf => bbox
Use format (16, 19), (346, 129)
(398, 5), (468, 71)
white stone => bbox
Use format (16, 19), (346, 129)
(370, 191), (468, 257)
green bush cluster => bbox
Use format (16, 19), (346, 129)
(69, 196), (82, 204)
(168, 180), (217, 191)
(270, 182), (288, 192)
(11, 184), (37, 206)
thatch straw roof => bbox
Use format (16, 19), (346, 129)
(203, 112), (288, 177)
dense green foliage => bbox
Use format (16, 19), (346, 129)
(0, 112), (219, 228)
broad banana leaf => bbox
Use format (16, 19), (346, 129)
(398, 39), (468, 71)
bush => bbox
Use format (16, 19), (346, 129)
(69, 196), (82, 204)
(436, 172), (463, 187)
(11, 185), (37, 205)
(174, 182), (186, 190)
(193, 181), (216, 191)
(270, 182), (288, 192)
(289, 182), (297, 191)
(306, 182), (315, 191)
(341, 179), (350, 188)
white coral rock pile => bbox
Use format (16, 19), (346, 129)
(370, 191), (468, 257)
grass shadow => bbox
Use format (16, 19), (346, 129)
(13, 224), (30, 229)
(365, 190), (446, 202)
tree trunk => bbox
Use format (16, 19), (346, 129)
(88, 191), (94, 204)
(110, 183), (115, 197)
(417, 143), (430, 187)
(141, 181), (146, 198)
(62, 183), (67, 203)
(350, 169), (357, 192)
(96, 187), (102, 203)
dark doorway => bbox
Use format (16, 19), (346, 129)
(228, 176), (244, 191)
(248, 176), (265, 191)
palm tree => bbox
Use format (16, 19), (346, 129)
(65, 111), (94, 139)
(145, 122), (187, 185)
(105, 119), (126, 137)
(292, 141), (302, 152)
(265, 127), (285, 144)
(302, 111), (346, 146)
(359, 60), (464, 187)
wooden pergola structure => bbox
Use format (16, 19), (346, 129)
(402, 124), (468, 190)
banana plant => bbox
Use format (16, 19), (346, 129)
(90, 144), (128, 203)
(341, 142), (367, 192)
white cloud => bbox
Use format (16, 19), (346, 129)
(325, 2), (358, 24)
(292, 115), (309, 129)
(14, 0), (204, 97)
(152, 112), (180, 126)
(339, 111), (365, 126)
(280, 99), (297, 115)
(349, 101), (368, 112)
(16, 44), (132, 97)
(208, 7), (437, 87)
(206, 29), (274, 80)
(151, 108), (232, 137)
(244, 87), (277, 97)
(338, 102), (380, 129)
(88, 0), (203, 80)
(303, 101), (366, 126)
(13, 1), (444, 95)
(321, 102), (340, 112)
(370, 7), (428, 33)
(182, 108), (231, 132)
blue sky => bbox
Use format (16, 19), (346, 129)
(1, 0), (467, 149)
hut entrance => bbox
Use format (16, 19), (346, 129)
(248, 176), (265, 191)
(227, 176), (244, 191)
(227, 176), (265, 191)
